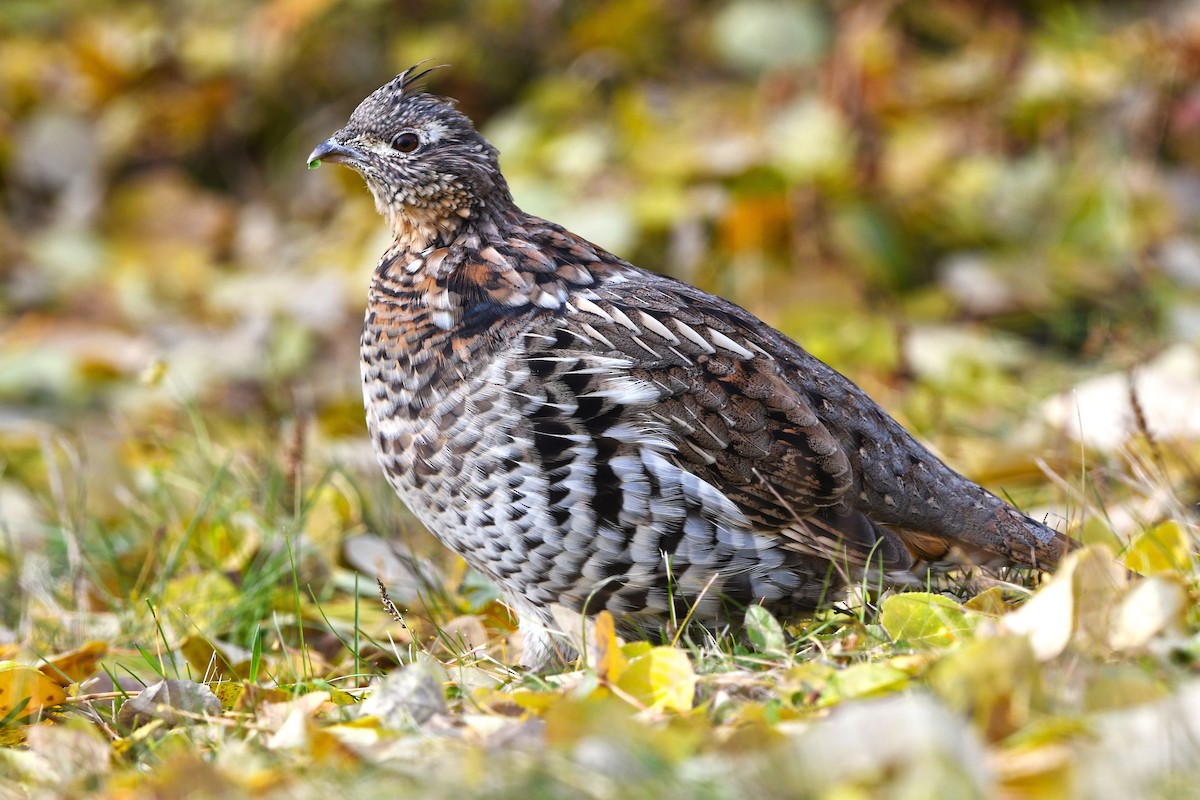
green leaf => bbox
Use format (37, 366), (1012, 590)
(744, 605), (787, 655)
(823, 662), (909, 705)
(881, 592), (973, 647)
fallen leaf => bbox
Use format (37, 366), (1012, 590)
(1003, 546), (1125, 660)
(0, 662), (67, 720)
(590, 610), (628, 683)
(1124, 520), (1192, 576)
(24, 722), (111, 786)
(881, 592), (974, 647)
(1071, 545), (1129, 651)
(38, 640), (107, 686)
(745, 605), (787, 655)
(822, 662), (909, 706)
(256, 691), (330, 732)
(360, 659), (447, 730)
(929, 636), (1040, 741)
(179, 635), (252, 682)
(964, 587), (1012, 616)
(116, 679), (222, 731)
(1109, 574), (1188, 651)
(614, 647), (696, 712)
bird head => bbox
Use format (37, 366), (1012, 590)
(308, 65), (511, 248)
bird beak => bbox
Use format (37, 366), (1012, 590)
(307, 138), (364, 169)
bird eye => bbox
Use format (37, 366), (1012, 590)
(392, 132), (420, 153)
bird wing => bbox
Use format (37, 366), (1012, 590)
(513, 264), (920, 575)
(481, 219), (1066, 576)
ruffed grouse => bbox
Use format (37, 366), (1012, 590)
(309, 67), (1072, 670)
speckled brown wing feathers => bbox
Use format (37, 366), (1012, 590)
(516, 221), (1068, 576)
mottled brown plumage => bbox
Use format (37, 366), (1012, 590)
(309, 67), (1072, 670)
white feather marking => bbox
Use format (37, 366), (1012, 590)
(608, 305), (640, 332)
(636, 311), (680, 344)
(573, 296), (614, 322)
(629, 335), (662, 358)
(431, 310), (455, 330)
(668, 414), (695, 433)
(671, 320), (716, 354)
(746, 339), (774, 359)
(695, 417), (729, 448)
(567, 354), (634, 373)
(533, 289), (564, 309)
(705, 328), (755, 359)
(667, 346), (691, 363)
(648, 378), (674, 396)
(566, 366), (621, 376)
(430, 289), (456, 310)
(582, 377), (660, 405)
(604, 423), (677, 451)
(557, 327), (593, 346)
(579, 322), (615, 349)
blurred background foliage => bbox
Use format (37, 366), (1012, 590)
(2, 0), (1200, 648)
(5, 0), (1199, 421)
(5, 5), (1200, 794)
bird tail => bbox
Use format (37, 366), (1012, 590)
(796, 499), (1075, 587)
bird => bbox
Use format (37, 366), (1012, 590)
(308, 66), (1073, 671)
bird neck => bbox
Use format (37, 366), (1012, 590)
(386, 196), (518, 255)
(384, 203), (467, 253)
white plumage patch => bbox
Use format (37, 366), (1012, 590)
(584, 375), (661, 405)
(705, 328), (755, 359)
(671, 320), (716, 354)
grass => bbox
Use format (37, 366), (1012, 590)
(0, 388), (1198, 798)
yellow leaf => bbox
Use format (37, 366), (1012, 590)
(1124, 520), (1191, 576)
(993, 743), (1073, 800)
(497, 687), (562, 714)
(209, 681), (246, 710)
(614, 647), (696, 713)
(620, 641), (653, 659)
(591, 611), (628, 683)
(822, 662), (908, 706)
(929, 636), (1039, 741)
(0, 663), (67, 720)
(39, 640), (107, 687)
(964, 587), (1011, 616)
(1003, 568), (1074, 661)
(178, 635), (252, 681)
(780, 661), (835, 701)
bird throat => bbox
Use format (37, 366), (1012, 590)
(382, 200), (475, 253)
